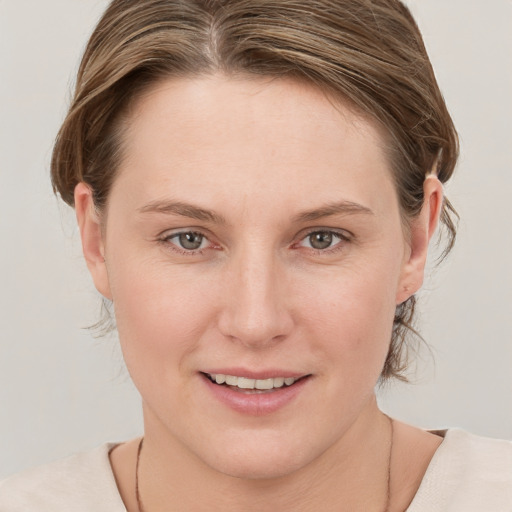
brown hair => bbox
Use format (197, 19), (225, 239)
(51, 0), (459, 380)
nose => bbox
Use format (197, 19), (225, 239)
(217, 247), (294, 348)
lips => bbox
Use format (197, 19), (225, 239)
(200, 370), (311, 415)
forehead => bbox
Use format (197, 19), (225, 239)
(113, 74), (397, 218)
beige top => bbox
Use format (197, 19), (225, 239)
(1, 430), (511, 511)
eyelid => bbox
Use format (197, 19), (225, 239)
(158, 226), (215, 243)
(297, 227), (352, 242)
(161, 229), (205, 239)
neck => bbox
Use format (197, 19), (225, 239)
(137, 398), (393, 512)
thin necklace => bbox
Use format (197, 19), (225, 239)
(135, 417), (394, 512)
(384, 414), (394, 512)
(135, 437), (144, 512)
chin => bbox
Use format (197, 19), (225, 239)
(199, 434), (316, 481)
(212, 455), (307, 481)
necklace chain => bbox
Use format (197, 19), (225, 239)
(135, 416), (394, 512)
(135, 437), (145, 512)
(384, 414), (394, 512)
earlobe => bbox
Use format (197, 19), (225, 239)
(74, 182), (113, 300)
(396, 175), (443, 304)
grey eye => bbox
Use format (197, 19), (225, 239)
(177, 232), (204, 250)
(308, 231), (333, 250)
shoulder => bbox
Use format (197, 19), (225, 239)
(0, 443), (127, 512)
(408, 429), (512, 511)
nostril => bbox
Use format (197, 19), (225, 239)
(218, 309), (294, 348)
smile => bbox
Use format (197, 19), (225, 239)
(201, 371), (311, 414)
(205, 373), (301, 391)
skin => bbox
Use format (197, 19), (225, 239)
(75, 75), (443, 511)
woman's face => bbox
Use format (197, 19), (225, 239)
(78, 75), (435, 479)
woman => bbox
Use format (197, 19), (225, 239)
(1, 0), (510, 510)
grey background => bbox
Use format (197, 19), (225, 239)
(1, 0), (511, 478)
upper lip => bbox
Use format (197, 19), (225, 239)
(201, 368), (309, 380)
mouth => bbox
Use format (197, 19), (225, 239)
(201, 372), (310, 394)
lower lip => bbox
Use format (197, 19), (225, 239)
(201, 374), (310, 416)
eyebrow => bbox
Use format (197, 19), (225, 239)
(137, 199), (373, 224)
(138, 200), (227, 225)
(292, 200), (374, 223)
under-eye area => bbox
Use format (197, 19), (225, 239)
(202, 372), (311, 393)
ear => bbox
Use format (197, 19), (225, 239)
(74, 182), (113, 300)
(396, 175), (444, 304)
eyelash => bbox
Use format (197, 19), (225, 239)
(158, 229), (351, 256)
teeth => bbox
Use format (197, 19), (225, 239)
(207, 374), (300, 390)
(273, 377), (284, 388)
(238, 377), (256, 389)
(255, 378), (274, 390)
(225, 375), (238, 386)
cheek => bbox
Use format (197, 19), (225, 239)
(296, 253), (401, 374)
(106, 253), (219, 380)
